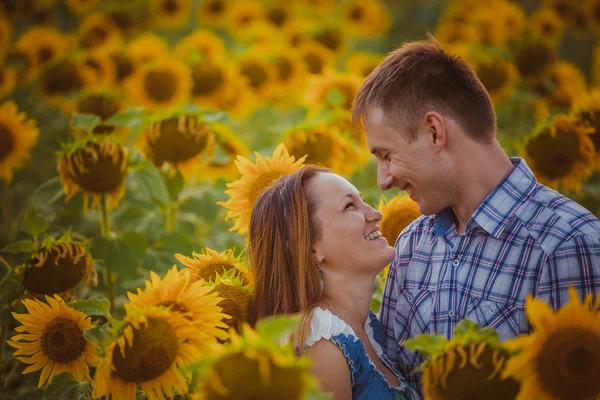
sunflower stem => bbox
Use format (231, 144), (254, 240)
(0, 326), (6, 385)
(2, 360), (18, 389)
(99, 194), (115, 315)
(0, 255), (11, 272)
(165, 203), (177, 232)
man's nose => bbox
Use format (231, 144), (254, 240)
(377, 163), (393, 191)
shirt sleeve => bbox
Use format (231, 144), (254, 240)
(536, 233), (600, 312)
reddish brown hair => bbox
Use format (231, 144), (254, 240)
(352, 35), (496, 143)
(248, 165), (330, 351)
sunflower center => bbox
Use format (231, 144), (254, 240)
(594, 4), (600, 22)
(303, 52), (325, 74)
(144, 69), (177, 102)
(525, 126), (581, 180)
(350, 6), (364, 21)
(240, 62), (267, 89)
(112, 53), (134, 82)
(275, 57), (293, 81)
(66, 142), (128, 194)
(216, 283), (249, 329)
(41, 60), (84, 97)
(24, 244), (90, 295)
(0, 123), (14, 162)
(267, 7), (287, 26)
(536, 328), (600, 400)
(207, 0), (224, 15)
(158, 300), (189, 314)
(81, 26), (108, 49)
(147, 116), (212, 164)
(287, 132), (333, 167)
(553, 1), (570, 17)
(40, 317), (87, 363)
(163, 0), (178, 13)
(541, 21), (555, 35)
(476, 62), (510, 95)
(191, 63), (224, 97)
(38, 46), (55, 64)
(247, 170), (286, 206)
(313, 29), (342, 52)
(112, 318), (179, 383)
(198, 263), (235, 282)
(514, 42), (555, 78)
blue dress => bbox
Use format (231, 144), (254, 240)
(305, 308), (421, 400)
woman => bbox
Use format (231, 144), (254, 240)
(249, 165), (420, 400)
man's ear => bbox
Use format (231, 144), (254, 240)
(424, 111), (446, 152)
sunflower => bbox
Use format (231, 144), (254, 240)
(74, 92), (123, 135)
(7, 295), (100, 388)
(235, 51), (278, 99)
(503, 288), (600, 400)
(139, 115), (215, 177)
(534, 61), (587, 110)
(471, 7), (508, 46)
(218, 143), (306, 235)
(499, 1), (526, 43)
(93, 306), (205, 400)
(38, 58), (85, 107)
(197, 0), (231, 27)
(530, 7), (564, 45)
(189, 62), (233, 107)
(218, 74), (256, 120)
(174, 29), (227, 64)
(584, 0), (600, 34)
(202, 123), (250, 182)
(475, 58), (519, 104)
(225, 2), (265, 39)
(0, 14), (12, 50)
(175, 247), (251, 285)
(434, 21), (481, 47)
(573, 91), (600, 165)
(126, 33), (170, 65)
(265, 46), (306, 93)
(405, 319), (520, 400)
(77, 51), (117, 91)
(15, 26), (73, 73)
(191, 323), (312, 399)
(311, 26), (347, 55)
(543, 0), (575, 20)
(297, 41), (335, 75)
(126, 266), (230, 343)
(523, 114), (596, 193)
(513, 39), (556, 83)
(21, 234), (96, 299)
(0, 65), (16, 98)
(344, 52), (383, 78)
(57, 138), (128, 210)
(65, 0), (100, 15)
(264, 3), (291, 27)
(304, 71), (363, 114)
(340, 0), (391, 38)
(150, 0), (191, 28)
(111, 51), (137, 84)
(0, 101), (40, 183)
(205, 273), (252, 331)
(78, 13), (123, 54)
(377, 194), (421, 247)
(281, 21), (308, 49)
(124, 57), (192, 112)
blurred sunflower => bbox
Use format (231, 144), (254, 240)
(202, 123), (250, 182)
(0, 101), (39, 183)
(218, 143), (306, 235)
(8, 295), (100, 388)
(21, 234), (96, 299)
(126, 266), (229, 343)
(534, 61), (587, 109)
(65, 0), (100, 15)
(225, 2), (264, 38)
(140, 115), (215, 177)
(471, 7), (508, 46)
(111, 51), (137, 84)
(38, 59), (85, 107)
(530, 7), (564, 45)
(151, 0), (191, 28)
(294, 0), (336, 17)
(340, 0), (391, 38)
(197, 0), (231, 27)
(74, 92), (123, 135)
(503, 287), (600, 400)
(15, 26), (72, 73)
(573, 91), (600, 165)
(218, 74), (256, 120)
(78, 13), (123, 54)
(189, 62), (232, 108)
(281, 21), (308, 49)
(264, 3), (291, 27)
(267, 46), (306, 92)
(94, 307), (204, 400)
(311, 25), (347, 55)
(78, 51), (117, 91)
(236, 51), (278, 99)
(174, 29), (227, 63)
(126, 33), (170, 65)
(206, 273), (252, 331)
(543, 0), (575, 20)
(435, 21), (480, 47)
(0, 65), (16, 98)
(475, 58), (519, 104)
(0, 14), (12, 50)
(305, 71), (363, 114)
(344, 52), (383, 78)
(298, 41), (335, 75)
(175, 247), (251, 285)
(377, 194), (421, 247)
(499, 1), (526, 43)
(523, 114), (596, 193)
(58, 138), (128, 210)
(584, 0), (600, 34)
(513, 39), (556, 83)
(191, 323), (312, 399)
(124, 57), (192, 112)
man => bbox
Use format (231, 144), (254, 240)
(352, 37), (600, 395)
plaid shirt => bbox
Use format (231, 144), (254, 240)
(380, 157), (600, 396)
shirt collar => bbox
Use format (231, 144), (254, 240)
(432, 157), (538, 238)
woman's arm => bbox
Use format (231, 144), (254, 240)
(308, 339), (352, 400)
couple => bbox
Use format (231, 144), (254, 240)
(249, 39), (600, 399)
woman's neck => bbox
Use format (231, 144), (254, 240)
(321, 273), (375, 333)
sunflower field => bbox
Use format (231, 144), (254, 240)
(0, 0), (599, 399)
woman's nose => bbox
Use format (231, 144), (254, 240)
(366, 205), (383, 222)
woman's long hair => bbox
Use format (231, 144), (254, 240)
(248, 165), (329, 353)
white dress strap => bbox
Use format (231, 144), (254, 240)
(305, 307), (358, 348)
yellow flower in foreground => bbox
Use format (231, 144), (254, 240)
(175, 247), (251, 284)
(377, 194), (421, 247)
(8, 295), (100, 387)
(126, 266), (229, 344)
(503, 288), (600, 400)
(218, 143), (306, 235)
(93, 307), (204, 400)
(0, 101), (40, 183)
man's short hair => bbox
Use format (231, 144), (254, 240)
(352, 35), (496, 143)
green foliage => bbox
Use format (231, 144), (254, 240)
(255, 314), (301, 343)
(21, 204), (49, 243)
(0, 269), (25, 325)
(91, 232), (146, 279)
(69, 113), (101, 134)
(69, 297), (112, 318)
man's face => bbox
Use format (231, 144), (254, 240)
(363, 108), (450, 215)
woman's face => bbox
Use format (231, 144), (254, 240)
(310, 172), (396, 276)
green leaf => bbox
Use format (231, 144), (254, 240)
(70, 113), (101, 133)
(165, 169), (185, 202)
(130, 162), (171, 207)
(30, 177), (64, 209)
(21, 204), (49, 239)
(326, 89), (344, 107)
(105, 106), (147, 128)
(42, 372), (90, 400)
(203, 111), (226, 122)
(91, 236), (141, 279)
(403, 333), (447, 359)
(256, 315), (301, 342)
(0, 269), (25, 325)
(69, 297), (111, 318)
(1, 240), (36, 254)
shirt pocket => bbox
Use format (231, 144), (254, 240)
(465, 296), (527, 340)
(395, 288), (434, 342)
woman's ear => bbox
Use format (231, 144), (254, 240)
(311, 247), (324, 266)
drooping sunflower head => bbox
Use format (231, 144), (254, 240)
(0, 101), (39, 183)
(377, 194), (421, 247)
(124, 57), (192, 112)
(8, 294), (100, 388)
(57, 137), (128, 210)
(340, 0), (391, 38)
(406, 319), (520, 400)
(304, 71), (363, 114)
(126, 32), (170, 65)
(151, 0), (191, 29)
(202, 271), (253, 333)
(197, 0), (231, 27)
(201, 122), (250, 182)
(298, 41), (335, 75)
(523, 113), (596, 193)
(573, 90), (600, 164)
(474, 57), (519, 104)
(513, 39), (556, 82)
(175, 247), (251, 285)
(344, 52), (383, 78)
(93, 306), (205, 400)
(74, 92), (123, 135)
(503, 287), (600, 400)
(530, 7), (564, 45)
(174, 29), (227, 64)
(78, 12), (123, 54)
(217, 143), (306, 235)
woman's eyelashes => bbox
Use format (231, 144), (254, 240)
(344, 201), (355, 210)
